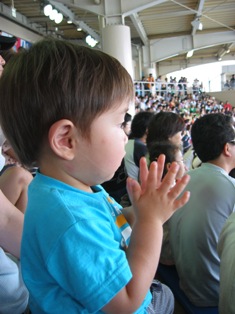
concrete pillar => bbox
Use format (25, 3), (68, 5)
(102, 24), (133, 79)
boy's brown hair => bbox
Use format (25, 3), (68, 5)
(0, 38), (134, 167)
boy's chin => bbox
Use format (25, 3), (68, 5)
(101, 172), (115, 184)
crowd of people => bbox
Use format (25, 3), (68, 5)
(1, 33), (235, 314)
(134, 74), (204, 97)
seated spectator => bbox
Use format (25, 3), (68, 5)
(0, 33), (29, 314)
(149, 141), (186, 265)
(102, 113), (132, 203)
(146, 111), (185, 151)
(181, 121), (192, 153)
(224, 100), (232, 112)
(122, 112), (132, 136)
(0, 191), (29, 314)
(124, 111), (154, 181)
(218, 211), (235, 313)
(0, 140), (33, 213)
(169, 113), (235, 306)
(230, 74), (235, 89)
(224, 80), (230, 90)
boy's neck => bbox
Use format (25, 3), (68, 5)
(39, 165), (94, 193)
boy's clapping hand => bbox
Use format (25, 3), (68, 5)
(127, 155), (190, 225)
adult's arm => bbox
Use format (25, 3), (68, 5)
(0, 190), (23, 258)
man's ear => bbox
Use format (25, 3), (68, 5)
(166, 162), (171, 171)
(48, 119), (77, 160)
(224, 142), (232, 157)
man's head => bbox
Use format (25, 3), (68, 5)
(191, 113), (235, 162)
(0, 34), (16, 77)
(129, 111), (154, 140)
(0, 34), (17, 51)
(0, 38), (134, 167)
(0, 34), (17, 148)
(146, 111), (185, 149)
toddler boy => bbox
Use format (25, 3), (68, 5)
(0, 38), (190, 313)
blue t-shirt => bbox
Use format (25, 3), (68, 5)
(21, 172), (151, 313)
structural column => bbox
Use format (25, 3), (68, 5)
(101, 24), (133, 79)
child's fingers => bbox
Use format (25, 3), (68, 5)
(173, 190), (191, 210)
(126, 177), (141, 204)
(168, 174), (191, 208)
(155, 154), (165, 188)
(158, 161), (180, 193)
(138, 157), (149, 191)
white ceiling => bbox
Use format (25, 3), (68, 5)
(1, 0), (235, 73)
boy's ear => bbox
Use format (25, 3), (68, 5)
(48, 119), (77, 160)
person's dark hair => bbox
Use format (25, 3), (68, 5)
(122, 112), (132, 128)
(0, 49), (16, 62)
(0, 38), (134, 167)
(191, 113), (235, 162)
(129, 111), (154, 139)
(149, 141), (181, 177)
(146, 111), (184, 149)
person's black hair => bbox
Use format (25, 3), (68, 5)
(122, 112), (132, 128)
(146, 111), (184, 149)
(191, 113), (235, 162)
(129, 111), (154, 139)
(149, 141), (181, 177)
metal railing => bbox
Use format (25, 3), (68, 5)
(134, 81), (203, 96)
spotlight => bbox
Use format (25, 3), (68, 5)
(55, 12), (63, 24)
(77, 27), (82, 31)
(191, 18), (203, 31)
(85, 35), (98, 48)
(44, 4), (52, 16)
(67, 19), (73, 24)
(186, 50), (194, 58)
(43, 3), (63, 24)
(49, 9), (58, 21)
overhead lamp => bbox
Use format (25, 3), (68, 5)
(44, 4), (52, 16)
(218, 57), (222, 61)
(85, 35), (98, 48)
(77, 27), (82, 31)
(43, 2), (63, 24)
(186, 50), (194, 58)
(191, 18), (203, 31)
(49, 9), (58, 21)
(55, 12), (63, 24)
(67, 19), (73, 24)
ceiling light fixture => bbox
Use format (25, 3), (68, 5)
(43, 2), (63, 24)
(186, 49), (194, 58)
(191, 18), (203, 31)
(85, 35), (98, 48)
(43, 4), (52, 16)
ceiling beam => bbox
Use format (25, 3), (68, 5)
(129, 13), (148, 46)
(191, 0), (205, 36)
